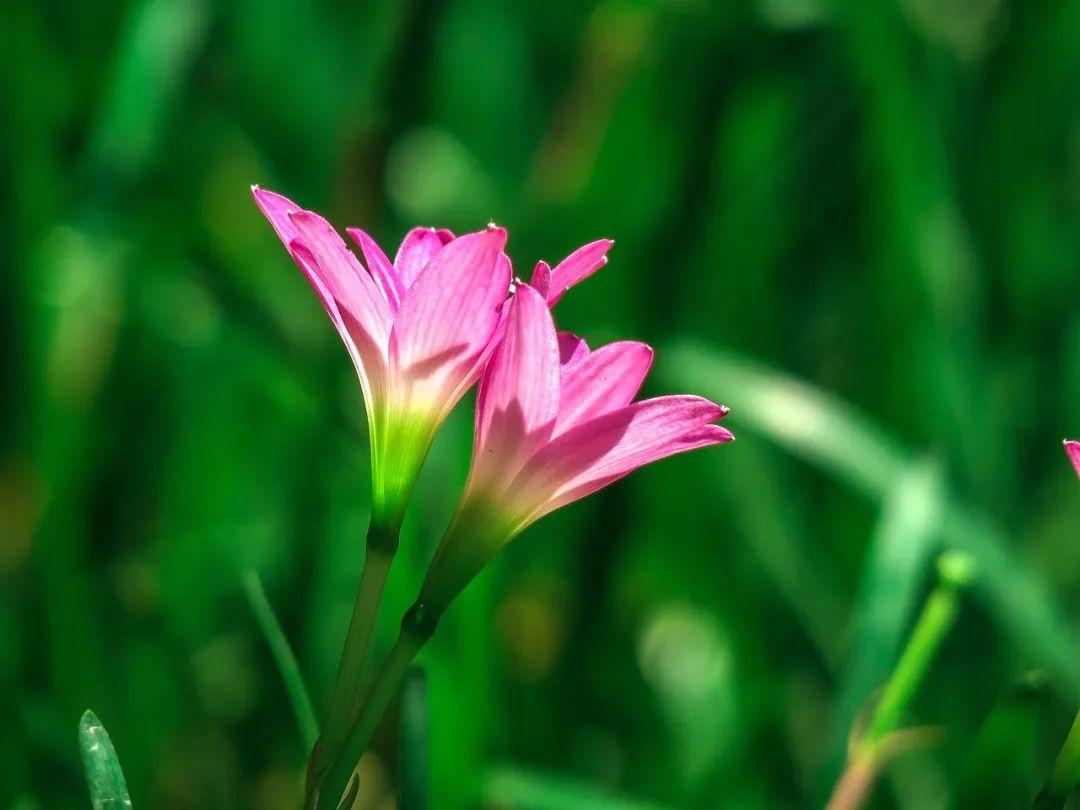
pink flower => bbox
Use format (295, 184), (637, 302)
(252, 188), (615, 529)
(1067, 440), (1080, 479)
(252, 186), (510, 528)
(416, 282), (733, 609)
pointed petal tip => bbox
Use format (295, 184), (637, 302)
(1066, 440), (1080, 476)
(694, 424), (735, 444)
(251, 185), (283, 203)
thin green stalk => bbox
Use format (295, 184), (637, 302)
(241, 570), (319, 751)
(314, 603), (440, 810)
(307, 523), (399, 802)
(827, 552), (973, 810)
(864, 552), (973, 745)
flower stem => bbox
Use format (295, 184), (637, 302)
(314, 602), (440, 810)
(863, 551), (973, 745)
(305, 522), (399, 805)
(826, 552), (972, 810)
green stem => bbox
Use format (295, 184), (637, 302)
(864, 552), (972, 745)
(826, 554), (971, 810)
(314, 602), (440, 810)
(306, 522), (399, 804)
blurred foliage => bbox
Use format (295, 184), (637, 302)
(3, 0), (1080, 808)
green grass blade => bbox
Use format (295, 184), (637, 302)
(664, 343), (906, 498)
(79, 711), (132, 809)
(242, 570), (319, 751)
(86, 0), (210, 182)
(662, 341), (1080, 703)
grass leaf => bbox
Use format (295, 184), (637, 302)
(79, 710), (132, 809)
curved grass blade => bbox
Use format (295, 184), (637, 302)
(663, 342), (906, 497)
(242, 570), (319, 751)
(79, 710), (132, 809)
(663, 341), (1080, 703)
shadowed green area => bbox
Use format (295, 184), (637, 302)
(3, 0), (1080, 808)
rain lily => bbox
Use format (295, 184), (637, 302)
(1067, 440), (1080, 478)
(252, 187), (511, 532)
(315, 282), (732, 809)
(416, 281), (734, 611)
(252, 188), (617, 805)
(253, 186), (517, 802)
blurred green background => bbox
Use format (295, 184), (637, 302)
(4, 0), (1080, 808)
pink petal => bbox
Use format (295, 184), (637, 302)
(460, 298), (511, 396)
(287, 211), (393, 346)
(531, 260), (552, 301)
(252, 188), (341, 325)
(1067, 440), (1080, 479)
(472, 283), (561, 487)
(253, 188), (392, 406)
(515, 395), (731, 522)
(285, 239), (341, 330)
(557, 332), (590, 373)
(389, 226), (510, 415)
(252, 186), (303, 244)
(555, 341), (653, 435)
(394, 227), (455, 290)
(545, 239), (613, 306)
(347, 228), (404, 313)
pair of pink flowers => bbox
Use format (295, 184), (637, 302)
(253, 187), (732, 604)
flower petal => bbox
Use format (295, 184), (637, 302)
(287, 214), (394, 414)
(472, 283), (561, 487)
(253, 188), (392, 408)
(394, 227), (455, 290)
(544, 239), (613, 306)
(252, 186), (303, 244)
(389, 226), (510, 416)
(253, 188), (344, 330)
(531, 260), (552, 301)
(515, 395), (731, 523)
(557, 332), (590, 373)
(555, 341), (653, 435)
(287, 211), (393, 347)
(347, 227), (404, 313)
(1067, 440), (1080, 479)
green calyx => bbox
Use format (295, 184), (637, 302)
(416, 494), (521, 613)
(369, 409), (440, 530)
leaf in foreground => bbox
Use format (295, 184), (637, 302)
(79, 710), (133, 809)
